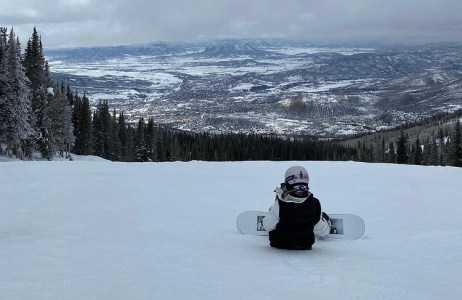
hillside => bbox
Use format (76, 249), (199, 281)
(339, 109), (462, 165)
(1, 160), (461, 299)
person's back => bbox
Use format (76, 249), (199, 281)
(263, 166), (330, 250)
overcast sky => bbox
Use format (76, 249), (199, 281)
(2, 0), (462, 48)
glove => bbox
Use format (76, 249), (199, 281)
(314, 213), (331, 237)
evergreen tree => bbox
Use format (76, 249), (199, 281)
(0, 27), (6, 61)
(134, 117), (147, 162)
(92, 109), (102, 157)
(431, 136), (439, 165)
(92, 101), (111, 159)
(71, 93), (82, 153)
(66, 85), (74, 105)
(171, 135), (181, 161)
(396, 129), (408, 164)
(451, 119), (462, 167)
(388, 142), (396, 163)
(118, 112), (128, 160)
(125, 125), (135, 162)
(0, 27), (9, 153)
(422, 135), (438, 166)
(49, 83), (74, 158)
(145, 117), (158, 161)
(413, 135), (422, 165)
(23, 27), (46, 113)
(381, 137), (386, 162)
(72, 93), (93, 155)
(37, 87), (55, 160)
(23, 29), (55, 159)
(2, 29), (35, 158)
(422, 137), (432, 165)
(371, 135), (383, 162)
(108, 109), (121, 161)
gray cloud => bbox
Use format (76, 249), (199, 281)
(2, 0), (461, 48)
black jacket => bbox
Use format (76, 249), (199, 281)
(269, 193), (321, 249)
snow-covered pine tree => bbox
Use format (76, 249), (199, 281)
(23, 28), (57, 159)
(0, 27), (9, 153)
(66, 85), (74, 106)
(3, 28), (35, 158)
(0, 27), (6, 60)
(37, 86), (54, 160)
(59, 83), (75, 158)
(71, 93), (81, 153)
(23, 27), (46, 114)
(48, 83), (74, 158)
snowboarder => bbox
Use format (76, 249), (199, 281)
(262, 166), (331, 250)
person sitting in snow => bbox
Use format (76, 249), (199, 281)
(262, 166), (331, 250)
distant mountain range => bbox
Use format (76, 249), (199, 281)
(196, 41), (284, 58)
(45, 39), (462, 137)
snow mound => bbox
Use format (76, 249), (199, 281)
(70, 154), (111, 162)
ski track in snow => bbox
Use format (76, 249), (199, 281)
(0, 159), (461, 299)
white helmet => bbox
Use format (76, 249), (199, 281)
(284, 166), (309, 186)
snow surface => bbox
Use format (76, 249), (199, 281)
(1, 159), (461, 300)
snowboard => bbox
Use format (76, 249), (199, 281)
(236, 211), (365, 240)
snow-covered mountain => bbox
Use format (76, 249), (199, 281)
(197, 41), (283, 58)
(1, 159), (461, 299)
(45, 40), (462, 136)
(46, 41), (191, 61)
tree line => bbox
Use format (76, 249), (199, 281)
(0, 27), (73, 159)
(76, 100), (462, 166)
(353, 118), (462, 167)
(72, 99), (357, 162)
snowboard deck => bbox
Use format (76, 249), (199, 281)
(236, 211), (365, 240)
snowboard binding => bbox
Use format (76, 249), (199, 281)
(322, 212), (337, 234)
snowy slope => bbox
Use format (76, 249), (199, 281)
(1, 160), (461, 300)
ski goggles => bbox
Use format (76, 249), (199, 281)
(285, 173), (308, 185)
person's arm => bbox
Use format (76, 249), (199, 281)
(314, 216), (330, 237)
(263, 199), (280, 231)
(313, 201), (330, 237)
